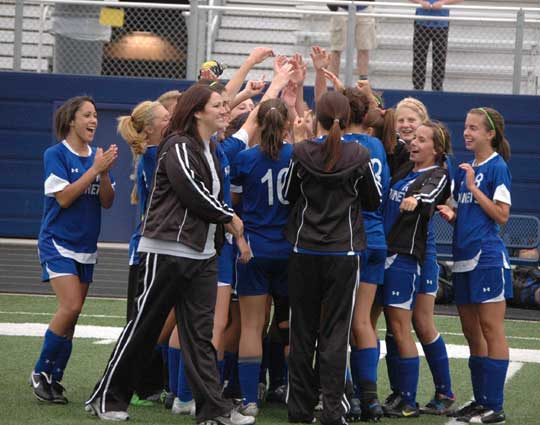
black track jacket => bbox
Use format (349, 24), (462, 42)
(141, 133), (234, 252)
(387, 163), (450, 263)
(282, 138), (381, 253)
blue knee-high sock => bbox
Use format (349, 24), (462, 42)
(178, 350), (192, 402)
(422, 335), (453, 398)
(469, 356), (485, 403)
(51, 337), (73, 382)
(482, 358), (508, 411)
(398, 356), (420, 405)
(168, 347), (180, 396)
(238, 357), (262, 405)
(217, 358), (225, 385)
(35, 329), (66, 375)
(351, 347), (379, 400)
(385, 333), (399, 393)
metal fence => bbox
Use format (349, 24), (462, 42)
(2, 0), (540, 94)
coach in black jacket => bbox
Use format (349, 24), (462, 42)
(87, 85), (252, 425)
(283, 92), (380, 425)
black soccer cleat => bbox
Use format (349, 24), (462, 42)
(469, 409), (505, 424)
(382, 391), (401, 414)
(345, 397), (362, 422)
(383, 398), (420, 418)
(51, 381), (68, 404)
(30, 371), (53, 402)
(361, 399), (383, 422)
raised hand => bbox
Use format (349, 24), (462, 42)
(281, 81), (298, 109)
(322, 68), (345, 93)
(247, 46), (275, 66)
(290, 53), (307, 85)
(310, 45), (330, 71)
(245, 78), (266, 97)
(200, 67), (218, 81)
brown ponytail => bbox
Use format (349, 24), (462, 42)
(316, 91), (350, 172)
(469, 107), (511, 162)
(363, 106), (396, 155)
(257, 99), (288, 161)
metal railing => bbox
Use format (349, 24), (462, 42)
(2, 0), (540, 94)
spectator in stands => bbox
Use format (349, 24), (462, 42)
(327, 1), (377, 80)
(31, 96), (117, 404)
(410, 0), (464, 91)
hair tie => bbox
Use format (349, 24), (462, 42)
(334, 118), (340, 124)
(478, 107), (496, 132)
(270, 107), (276, 111)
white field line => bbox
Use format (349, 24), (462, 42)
(2, 311), (540, 342)
(0, 311), (124, 319)
(445, 361), (524, 425)
(3, 323), (540, 362)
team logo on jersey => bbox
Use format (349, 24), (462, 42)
(85, 183), (100, 196)
(71, 168), (79, 173)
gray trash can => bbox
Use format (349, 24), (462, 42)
(51, 2), (112, 75)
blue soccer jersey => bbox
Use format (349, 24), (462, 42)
(230, 143), (293, 259)
(38, 141), (114, 264)
(343, 133), (390, 250)
(128, 145), (157, 266)
(221, 129), (249, 164)
(452, 152), (512, 272)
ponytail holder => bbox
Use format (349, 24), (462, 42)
(478, 107), (496, 133)
(334, 118), (340, 124)
(270, 107), (277, 111)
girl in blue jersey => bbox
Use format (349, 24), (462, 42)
(341, 87), (389, 421)
(118, 100), (170, 321)
(117, 100), (172, 406)
(283, 92), (381, 425)
(382, 120), (451, 418)
(438, 107), (512, 425)
(230, 98), (293, 417)
(382, 98), (456, 416)
(32, 96), (117, 404)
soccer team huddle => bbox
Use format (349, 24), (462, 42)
(30, 46), (513, 425)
